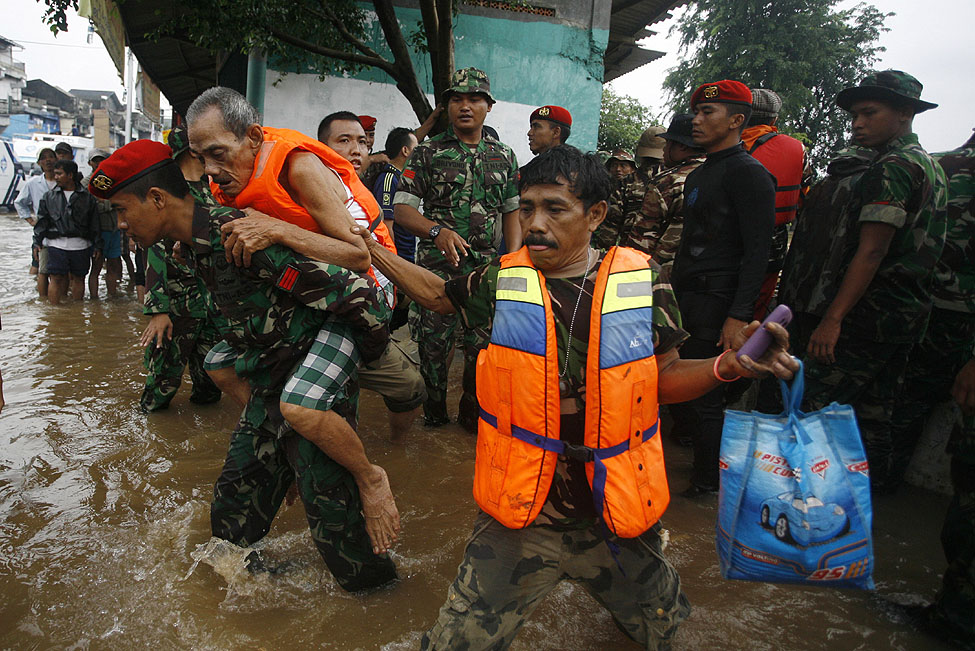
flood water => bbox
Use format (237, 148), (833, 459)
(0, 211), (955, 650)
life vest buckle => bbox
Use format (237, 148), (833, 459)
(560, 442), (595, 463)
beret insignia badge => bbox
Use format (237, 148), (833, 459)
(703, 85), (719, 99)
(91, 172), (114, 192)
(538, 107), (550, 116)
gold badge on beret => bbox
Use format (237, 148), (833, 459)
(703, 85), (719, 99)
(91, 171), (114, 191)
(538, 107), (550, 116)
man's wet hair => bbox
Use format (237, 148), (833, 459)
(384, 127), (415, 158)
(317, 111), (361, 142)
(519, 145), (612, 210)
(113, 161), (190, 202)
(54, 159), (78, 175)
(186, 87), (261, 139)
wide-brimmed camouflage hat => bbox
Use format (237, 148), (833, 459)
(836, 70), (938, 113)
(167, 123), (190, 158)
(442, 67), (495, 104)
(607, 148), (635, 164)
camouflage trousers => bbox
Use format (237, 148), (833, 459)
(210, 429), (397, 592)
(801, 330), (912, 494)
(140, 314), (223, 412)
(421, 512), (690, 650)
(887, 307), (975, 490)
(409, 295), (487, 428)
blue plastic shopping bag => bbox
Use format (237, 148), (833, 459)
(716, 363), (874, 589)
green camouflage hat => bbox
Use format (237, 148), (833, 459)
(442, 67), (495, 104)
(167, 123), (190, 159)
(836, 70), (938, 113)
(607, 148), (636, 164)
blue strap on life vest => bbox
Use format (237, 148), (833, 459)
(479, 407), (659, 574)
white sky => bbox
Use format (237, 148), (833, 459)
(611, 0), (975, 153)
(5, 0), (972, 152)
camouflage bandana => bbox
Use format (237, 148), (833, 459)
(443, 67), (495, 104)
(836, 70), (938, 113)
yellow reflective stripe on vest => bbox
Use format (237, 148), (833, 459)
(601, 268), (653, 314)
(497, 266), (544, 305)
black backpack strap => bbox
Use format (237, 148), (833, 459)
(748, 132), (779, 154)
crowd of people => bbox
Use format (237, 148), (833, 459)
(10, 64), (973, 649)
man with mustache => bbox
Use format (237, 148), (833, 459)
(392, 67), (521, 431)
(358, 144), (798, 648)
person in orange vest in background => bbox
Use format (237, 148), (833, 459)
(356, 145), (799, 648)
(741, 88), (807, 319)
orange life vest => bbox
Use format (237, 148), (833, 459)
(474, 246), (669, 538)
(742, 125), (805, 226)
(211, 127), (397, 304)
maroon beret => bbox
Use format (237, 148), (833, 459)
(87, 140), (175, 199)
(530, 105), (572, 128)
(358, 115), (377, 130)
(690, 80), (753, 109)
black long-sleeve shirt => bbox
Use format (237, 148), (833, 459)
(671, 142), (776, 321)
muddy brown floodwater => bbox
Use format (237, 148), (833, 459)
(0, 211), (956, 650)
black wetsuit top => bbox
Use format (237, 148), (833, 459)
(671, 142), (776, 321)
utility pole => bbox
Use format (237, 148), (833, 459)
(124, 48), (135, 143)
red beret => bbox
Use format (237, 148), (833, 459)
(690, 80), (752, 109)
(358, 115), (377, 130)
(88, 139), (175, 200)
(530, 105), (572, 128)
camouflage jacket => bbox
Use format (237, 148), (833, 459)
(144, 179), (223, 320)
(185, 202), (389, 437)
(593, 170), (649, 250)
(843, 133), (948, 343)
(621, 156), (705, 266)
(932, 133), (975, 313)
(778, 147), (877, 316)
(393, 126), (519, 275)
(443, 249), (687, 530)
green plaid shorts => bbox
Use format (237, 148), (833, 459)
(280, 323), (361, 411)
(203, 339), (238, 371)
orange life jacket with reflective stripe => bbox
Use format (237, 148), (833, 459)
(474, 246), (669, 538)
(211, 127), (398, 304)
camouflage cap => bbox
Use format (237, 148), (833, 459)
(442, 67), (495, 104)
(167, 123), (190, 159)
(607, 148), (635, 164)
(836, 70), (938, 113)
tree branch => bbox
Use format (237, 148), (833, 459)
(269, 28), (396, 76)
(309, 2), (387, 62)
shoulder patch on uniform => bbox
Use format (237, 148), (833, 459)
(403, 169), (416, 180)
(276, 264), (301, 292)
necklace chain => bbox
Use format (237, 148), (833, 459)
(559, 247), (593, 379)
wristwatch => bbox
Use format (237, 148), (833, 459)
(428, 224), (443, 239)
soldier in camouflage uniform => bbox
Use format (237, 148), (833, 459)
(884, 130), (975, 649)
(621, 114), (705, 267)
(393, 67), (520, 429)
(139, 125), (225, 412)
(800, 71), (948, 494)
(592, 148), (647, 250)
(90, 140), (398, 591)
(362, 146), (798, 648)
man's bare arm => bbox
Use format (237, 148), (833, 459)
(222, 151), (371, 271)
(393, 203), (437, 238)
(355, 225), (456, 314)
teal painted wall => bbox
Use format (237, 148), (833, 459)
(269, 7), (608, 153)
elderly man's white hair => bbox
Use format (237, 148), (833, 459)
(186, 86), (261, 139)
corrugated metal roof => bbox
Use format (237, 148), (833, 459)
(604, 0), (682, 82)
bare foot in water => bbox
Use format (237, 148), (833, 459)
(357, 464), (401, 554)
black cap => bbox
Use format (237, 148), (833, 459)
(660, 114), (698, 149)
